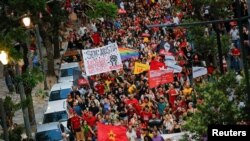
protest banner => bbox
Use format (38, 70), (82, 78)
(133, 62), (150, 74)
(149, 70), (174, 88)
(82, 43), (123, 76)
(192, 66), (208, 78)
(167, 64), (183, 73)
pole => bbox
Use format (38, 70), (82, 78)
(236, 0), (250, 119)
(35, 25), (48, 90)
(0, 98), (9, 141)
(216, 30), (224, 74)
(15, 64), (32, 139)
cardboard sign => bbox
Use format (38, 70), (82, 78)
(82, 43), (123, 76)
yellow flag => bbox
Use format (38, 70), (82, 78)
(134, 62), (150, 74)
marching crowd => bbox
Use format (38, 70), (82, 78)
(61, 0), (248, 141)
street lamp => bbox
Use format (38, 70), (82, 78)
(22, 17), (31, 27)
(0, 51), (8, 65)
(22, 16), (48, 90)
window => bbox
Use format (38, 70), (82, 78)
(36, 129), (63, 141)
(43, 111), (68, 124)
(60, 67), (79, 77)
(49, 88), (71, 101)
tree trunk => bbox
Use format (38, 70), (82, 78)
(53, 23), (60, 59)
(44, 36), (56, 76)
(24, 87), (36, 126)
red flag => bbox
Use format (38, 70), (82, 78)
(150, 60), (166, 70)
(97, 123), (128, 141)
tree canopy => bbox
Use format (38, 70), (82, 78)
(183, 71), (247, 139)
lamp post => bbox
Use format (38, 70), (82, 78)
(22, 16), (48, 90)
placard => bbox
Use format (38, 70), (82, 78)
(82, 43), (123, 76)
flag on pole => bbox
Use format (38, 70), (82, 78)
(97, 123), (128, 141)
(134, 62), (150, 74)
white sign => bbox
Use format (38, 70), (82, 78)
(161, 132), (188, 140)
(164, 55), (182, 73)
(192, 66), (208, 78)
(165, 55), (176, 66)
(167, 64), (182, 73)
(82, 43), (123, 76)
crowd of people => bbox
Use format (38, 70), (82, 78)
(60, 0), (248, 141)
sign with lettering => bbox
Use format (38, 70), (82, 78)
(192, 66), (208, 78)
(82, 43), (123, 76)
(149, 70), (174, 88)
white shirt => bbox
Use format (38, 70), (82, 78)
(230, 28), (239, 40)
(78, 27), (86, 37)
(173, 16), (180, 25)
(126, 130), (137, 141)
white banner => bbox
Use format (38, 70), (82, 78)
(161, 132), (188, 140)
(167, 64), (182, 73)
(82, 43), (123, 76)
(192, 66), (208, 78)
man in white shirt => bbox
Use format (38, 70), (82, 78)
(230, 25), (239, 48)
(126, 125), (137, 141)
(78, 24), (87, 37)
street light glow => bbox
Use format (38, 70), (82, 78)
(0, 51), (8, 65)
(22, 16), (31, 27)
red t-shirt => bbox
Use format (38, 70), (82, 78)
(231, 48), (240, 56)
(140, 111), (152, 122)
(91, 33), (101, 45)
(95, 83), (105, 95)
(207, 66), (215, 75)
(71, 116), (81, 131)
(84, 116), (97, 127)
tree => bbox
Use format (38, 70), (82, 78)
(0, 0), (46, 126)
(183, 72), (246, 139)
(46, 1), (67, 59)
(85, 0), (118, 20)
(17, 68), (43, 125)
(179, 0), (232, 71)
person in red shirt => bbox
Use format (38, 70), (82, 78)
(140, 106), (152, 124)
(67, 111), (83, 140)
(95, 81), (105, 95)
(91, 32), (101, 46)
(207, 63), (215, 75)
(82, 111), (97, 128)
(166, 84), (179, 108)
(230, 45), (241, 72)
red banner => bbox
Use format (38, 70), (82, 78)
(150, 60), (166, 70)
(149, 70), (174, 88)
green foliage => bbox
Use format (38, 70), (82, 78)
(4, 96), (21, 117)
(180, 0), (232, 64)
(221, 34), (231, 55)
(15, 67), (44, 91)
(9, 125), (24, 141)
(22, 68), (44, 89)
(183, 72), (246, 139)
(86, 0), (118, 20)
(0, 33), (22, 61)
(5, 0), (46, 16)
